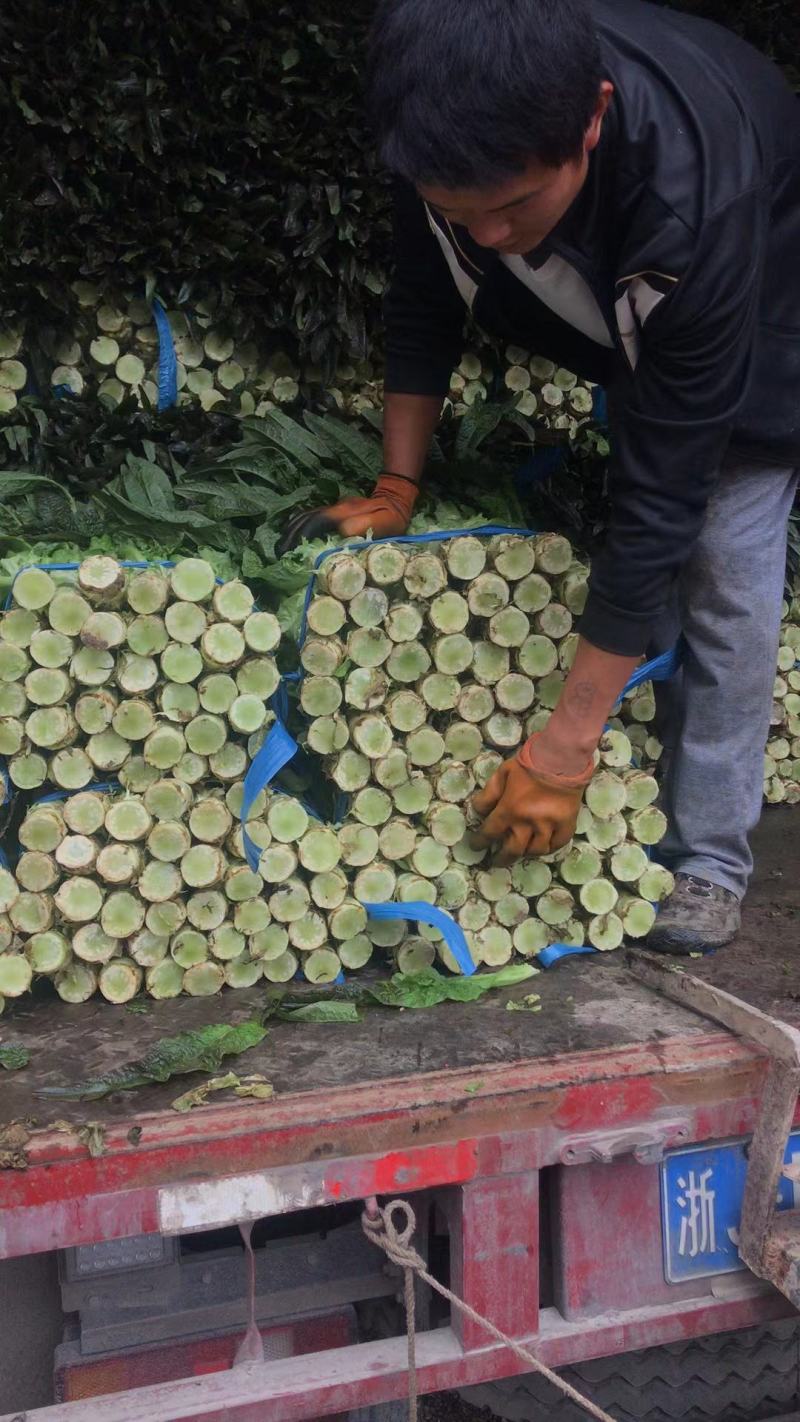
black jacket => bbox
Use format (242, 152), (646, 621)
(383, 0), (800, 656)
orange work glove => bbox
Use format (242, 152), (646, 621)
(471, 734), (595, 865)
(277, 473), (419, 554)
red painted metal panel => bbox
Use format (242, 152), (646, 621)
(7, 1294), (795, 1422)
(446, 1174), (539, 1351)
(553, 1155), (726, 1318)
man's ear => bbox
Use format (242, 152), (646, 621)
(585, 80), (614, 154)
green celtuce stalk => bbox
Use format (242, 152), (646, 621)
(306, 596), (346, 637)
(445, 537), (487, 582)
(73, 923), (118, 964)
(262, 950), (300, 983)
(55, 876), (103, 923)
(385, 604), (424, 643)
(351, 787), (393, 826)
(536, 887), (575, 925)
(386, 641), (431, 683)
(128, 929), (169, 967)
(326, 902), (368, 945)
(186, 890), (228, 931)
(489, 535), (535, 582)
(513, 574), (552, 615)
(183, 961), (226, 996)
(301, 637), (346, 677)
(406, 727), (446, 767)
(403, 553), (447, 600)
(55, 833), (99, 875)
(599, 729), (634, 769)
(98, 960), (143, 1004)
(509, 919), (548, 958)
(628, 807), (669, 845)
(366, 544), (408, 586)
(56, 962), (97, 1003)
(350, 586), (390, 629)
(587, 912), (625, 952)
(269, 879), (311, 923)
(476, 924), (513, 966)
(337, 823), (380, 867)
(609, 843), (650, 883)
(558, 843), (602, 885)
(579, 878), (619, 916)
(457, 683), (495, 723)
(16, 851), (58, 893)
(585, 771), (627, 820)
(319, 553), (366, 602)
(468, 573), (509, 618)
(301, 676), (343, 718)
(638, 864), (675, 903)
(96, 843), (142, 886)
(617, 894), (657, 939)
(14, 568), (56, 612)
(128, 615), (169, 657)
(26, 930), (71, 974)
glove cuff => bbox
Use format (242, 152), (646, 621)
(373, 472), (421, 519)
(517, 733), (595, 789)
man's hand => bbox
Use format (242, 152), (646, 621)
(277, 473), (419, 554)
(471, 734), (595, 865)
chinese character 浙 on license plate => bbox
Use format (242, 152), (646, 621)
(661, 1134), (800, 1283)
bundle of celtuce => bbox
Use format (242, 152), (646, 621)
(0, 554), (291, 1008)
(300, 533), (674, 970)
(764, 591), (800, 806)
(0, 557), (280, 797)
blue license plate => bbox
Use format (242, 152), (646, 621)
(661, 1133), (800, 1283)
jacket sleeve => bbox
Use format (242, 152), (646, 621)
(580, 190), (768, 657)
(383, 179), (466, 398)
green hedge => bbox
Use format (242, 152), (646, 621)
(1, 1), (794, 378)
(0, 1), (388, 371)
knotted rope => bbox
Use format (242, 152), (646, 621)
(362, 1197), (617, 1422)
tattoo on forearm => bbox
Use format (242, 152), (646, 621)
(566, 680), (597, 718)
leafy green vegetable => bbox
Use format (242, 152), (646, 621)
(172, 1072), (274, 1112)
(365, 964), (538, 1010)
(276, 1001), (360, 1024)
(0, 1043), (30, 1071)
(506, 994), (543, 1013)
(37, 1022), (267, 1100)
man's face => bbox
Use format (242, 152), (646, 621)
(417, 81), (613, 257)
(418, 155), (589, 255)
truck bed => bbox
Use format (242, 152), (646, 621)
(1, 808), (797, 1133)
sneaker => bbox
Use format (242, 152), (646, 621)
(644, 873), (741, 956)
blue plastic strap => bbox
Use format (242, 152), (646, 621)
(151, 300), (178, 412)
(360, 901), (476, 977)
(242, 720), (300, 870)
(622, 645), (681, 695)
(538, 942), (597, 968)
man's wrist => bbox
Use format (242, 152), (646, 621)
(531, 717), (599, 775)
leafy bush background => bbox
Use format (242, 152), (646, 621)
(2, 1), (795, 375)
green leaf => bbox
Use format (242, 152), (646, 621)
(0, 473), (76, 506)
(277, 1001), (360, 1024)
(37, 1021), (267, 1100)
(302, 411), (382, 483)
(0, 1043), (30, 1071)
(365, 964), (538, 1010)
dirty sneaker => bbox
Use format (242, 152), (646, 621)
(645, 873), (741, 956)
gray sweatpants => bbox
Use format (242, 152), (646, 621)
(652, 455), (798, 900)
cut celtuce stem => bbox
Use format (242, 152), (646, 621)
(307, 716), (349, 756)
(351, 787), (393, 826)
(319, 554), (366, 602)
(128, 615), (169, 657)
(106, 798), (153, 842)
(337, 823), (380, 867)
(559, 843), (602, 885)
(513, 574), (552, 615)
(587, 912), (625, 951)
(306, 596), (346, 637)
(386, 641), (431, 683)
(213, 580), (255, 624)
(511, 858), (553, 896)
(96, 843), (142, 886)
(99, 960), (143, 1004)
(445, 537), (486, 581)
(609, 843), (650, 883)
(146, 960), (185, 998)
(55, 834), (99, 875)
(56, 962), (97, 1003)
(301, 637), (346, 677)
(432, 634), (474, 676)
(262, 950), (300, 983)
(638, 865), (676, 902)
(303, 948), (342, 984)
(350, 587), (390, 629)
(420, 672), (460, 712)
(584, 811), (628, 852)
(55, 876), (104, 922)
(386, 603), (424, 644)
(618, 894), (657, 938)
(404, 554), (447, 600)
(472, 750), (503, 787)
(629, 807), (669, 845)
(345, 667), (389, 712)
(489, 535), (535, 582)
(186, 890), (228, 931)
(585, 771), (627, 819)
(444, 721), (483, 761)
(468, 573), (509, 618)
(366, 544), (408, 586)
(476, 924), (513, 966)
(260, 844), (298, 883)
(128, 929), (169, 967)
(579, 878), (619, 915)
(513, 919), (550, 957)
(536, 887), (575, 925)
(484, 711), (523, 749)
(146, 899), (187, 937)
(387, 690), (426, 733)
(489, 607), (530, 648)
(73, 923), (118, 964)
(183, 961), (226, 996)
(622, 770), (660, 810)
(533, 533), (573, 575)
(16, 851), (59, 893)
(14, 568), (56, 612)
(181, 844), (225, 889)
(352, 713), (394, 759)
(458, 684), (496, 723)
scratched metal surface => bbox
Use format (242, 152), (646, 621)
(0, 810), (794, 1130)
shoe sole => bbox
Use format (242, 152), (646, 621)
(642, 927), (739, 957)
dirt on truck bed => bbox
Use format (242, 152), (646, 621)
(0, 808), (798, 1132)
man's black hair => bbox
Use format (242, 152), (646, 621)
(367, 0), (603, 189)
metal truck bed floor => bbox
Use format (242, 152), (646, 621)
(0, 808), (797, 1131)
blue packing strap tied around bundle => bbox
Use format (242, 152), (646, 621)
(240, 526), (682, 978)
(151, 299), (179, 412)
